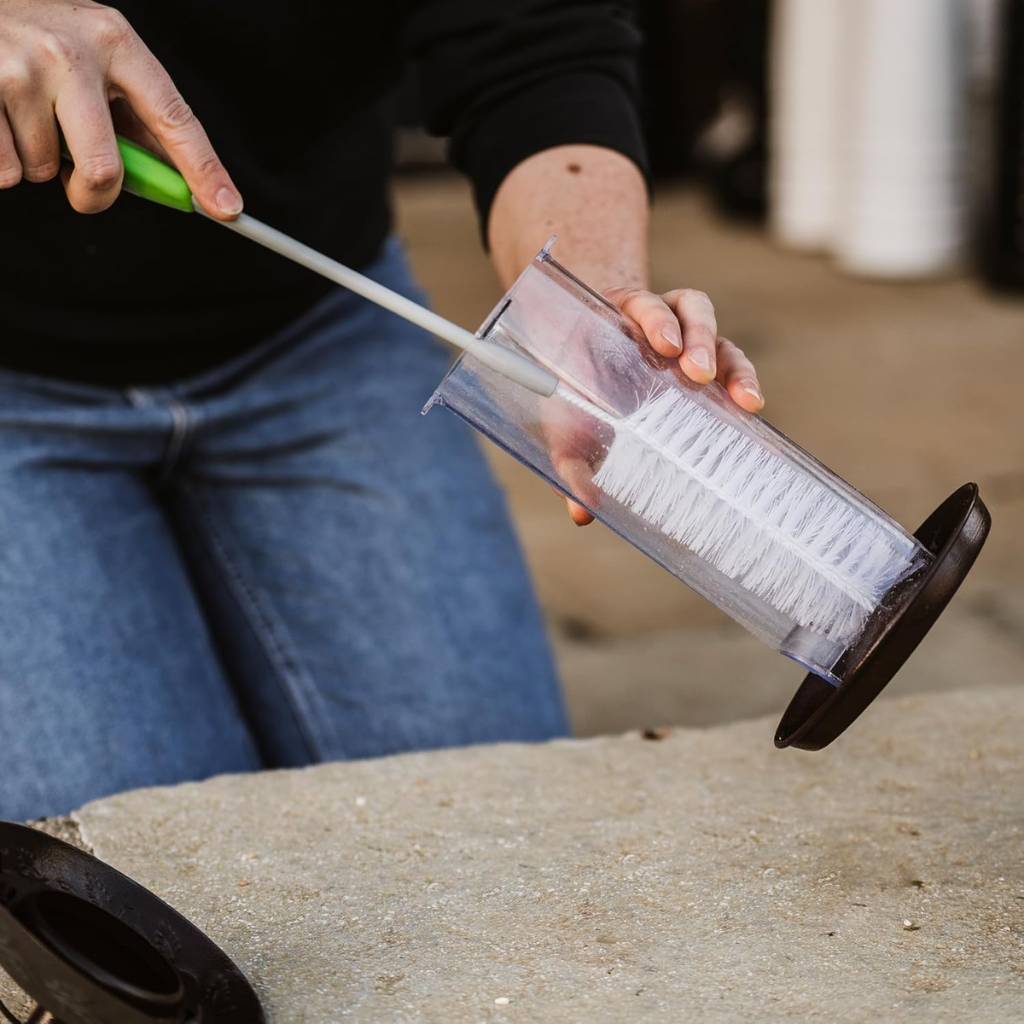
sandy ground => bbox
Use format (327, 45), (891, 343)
(394, 174), (1024, 738)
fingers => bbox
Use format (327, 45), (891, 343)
(109, 96), (166, 160)
(549, 485), (594, 526)
(665, 288), (718, 384)
(0, 2), (230, 216)
(550, 454), (599, 526)
(3, 85), (60, 183)
(605, 287), (686, 359)
(716, 337), (764, 412)
(607, 286), (722, 387)
(542, 382), (604, 526)
(109, 35), (242, 219)
(0, 112), (21, 188)
(55, 73), (123, 213)
(565, 496), (594, 526)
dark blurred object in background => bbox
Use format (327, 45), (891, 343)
(636, 0), (720, 178)
(983, 0), (1024, 290)
(396, 0), (1024, 291)
(637, 0), (769, 220)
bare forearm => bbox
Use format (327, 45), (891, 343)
(487, 144), (649, 293)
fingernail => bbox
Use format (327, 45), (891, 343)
(689, 349), (713, 373)
(742, 382), (764, 404)
(215, 186), (243, 215)
(660, 325), (683, 353)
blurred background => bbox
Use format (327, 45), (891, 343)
(395, 0), (1023, 736)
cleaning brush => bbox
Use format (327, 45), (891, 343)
(110, 134), (914, 646)
(573, 386), (921, 644)
(227, 190), (918, 645)
(97, 137), (989, 749)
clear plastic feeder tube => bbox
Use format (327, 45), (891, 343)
(424, 244), (934, 684)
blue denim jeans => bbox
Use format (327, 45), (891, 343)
(0, 238), (567, 821)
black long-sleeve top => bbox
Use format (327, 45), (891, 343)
(0, 1), (647, 385)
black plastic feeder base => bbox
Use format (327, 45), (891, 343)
(776, 483), (991, 751)
(0, 822), (264, 1024)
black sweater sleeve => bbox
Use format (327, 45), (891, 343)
(405, 1), (649, 240)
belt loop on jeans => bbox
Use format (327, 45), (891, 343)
(126, 387), (195, 484)
(158, 398), (194, 484)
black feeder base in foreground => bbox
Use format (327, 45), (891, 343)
(0, 822), (264, 1024)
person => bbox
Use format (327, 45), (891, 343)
(0, 1), (765, 821)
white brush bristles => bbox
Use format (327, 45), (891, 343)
(583, 388), (920, 643)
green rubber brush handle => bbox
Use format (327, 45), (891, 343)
(67, 135), (559, 396)
(116, 135), (194, 212)
(58, 134), (194, 211)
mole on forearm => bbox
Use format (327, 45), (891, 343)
(488, 144), (648, 289)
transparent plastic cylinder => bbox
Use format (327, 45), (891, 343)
(424, 245), (934, 685)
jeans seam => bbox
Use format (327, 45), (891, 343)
(177, 482), (327, 762)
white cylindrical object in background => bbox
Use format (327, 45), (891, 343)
(836, 0), (967, 278)
(769, 0), (845, 250)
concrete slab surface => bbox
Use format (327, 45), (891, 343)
(32, 686), (1018, 1023)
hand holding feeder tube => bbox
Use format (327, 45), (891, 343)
(427, 247), (990, 748)
(487, 144), (767, 524)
